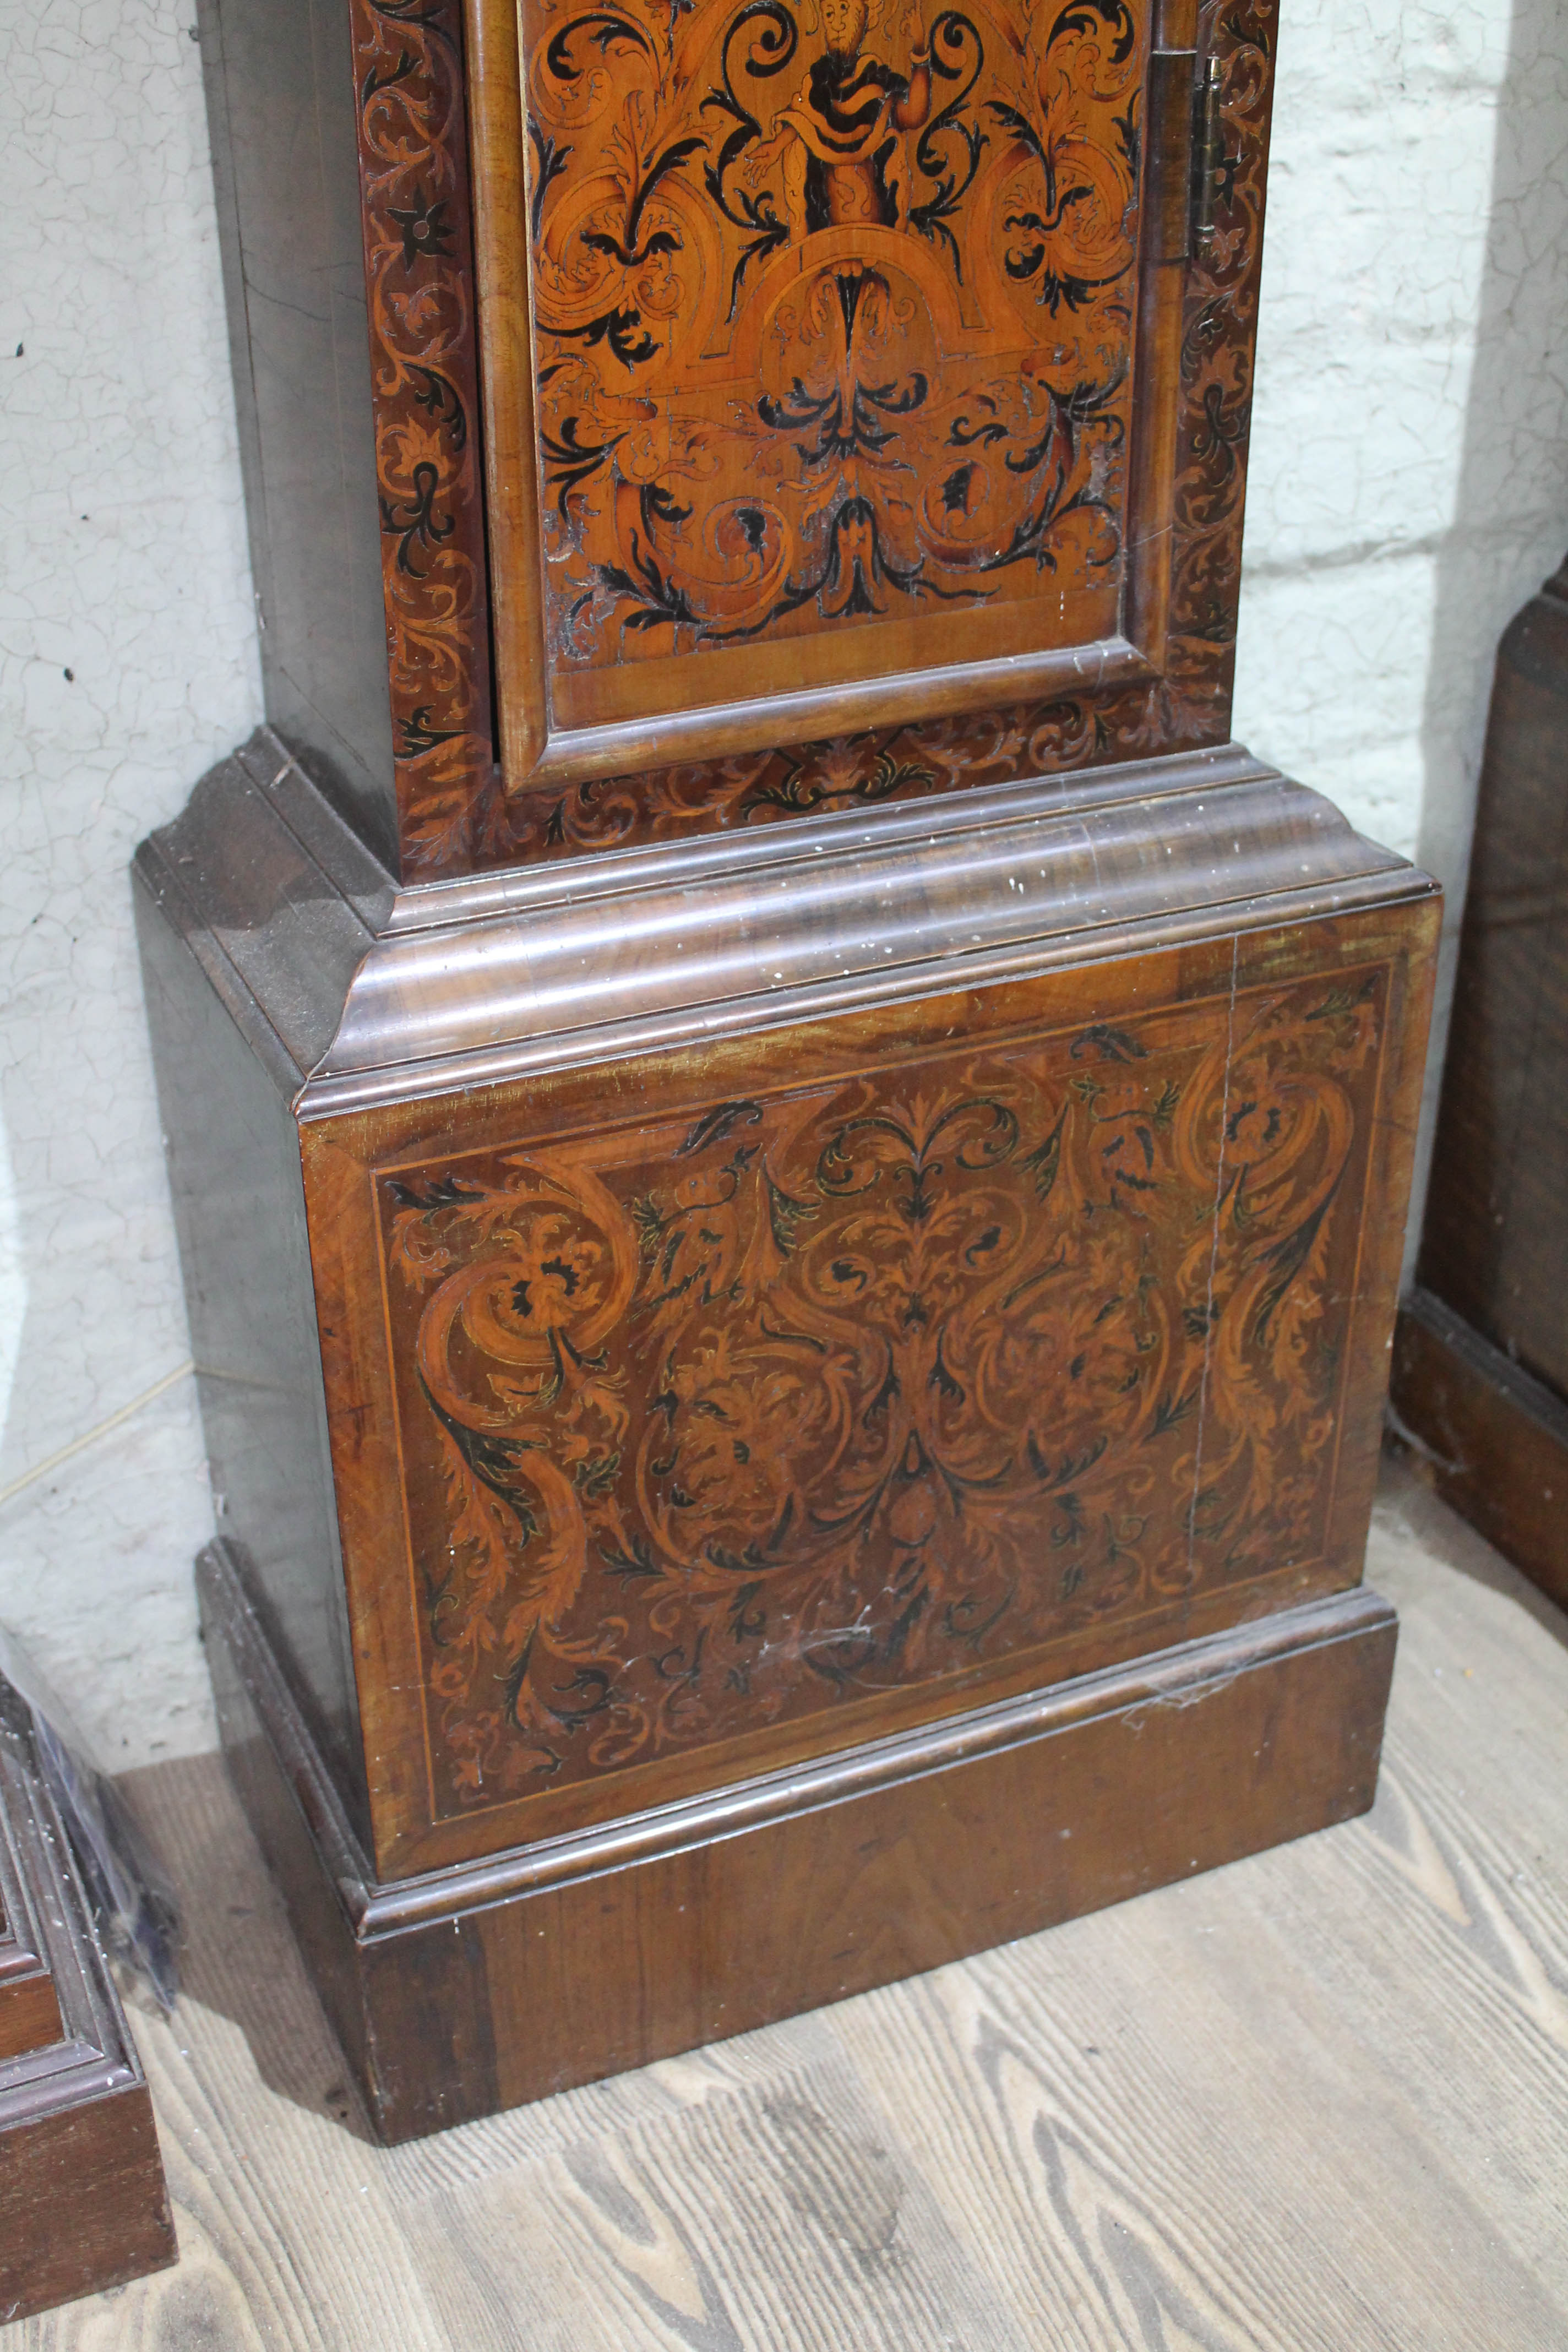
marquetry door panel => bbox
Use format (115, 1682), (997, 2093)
(444, 0), (1275, 865)
(525, 0), (1144, 714)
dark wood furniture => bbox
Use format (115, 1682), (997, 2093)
(1392, 557), (1568, 1608)
(140, 0), (1439, 2139)
(0, 1722), (176, 2322)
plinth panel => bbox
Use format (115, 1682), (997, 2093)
(298, 896), (1434, 1880)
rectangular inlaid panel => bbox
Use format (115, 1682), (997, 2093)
(340, 951), (1401, 1863)
(524, 0), (1148, 726)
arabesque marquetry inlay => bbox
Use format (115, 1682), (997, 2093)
(402, 0), (1280, 877)
(377, 964), (1385, 1817)
(525, 0), (1146, 699)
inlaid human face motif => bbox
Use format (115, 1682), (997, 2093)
(819, 0), (869, 58)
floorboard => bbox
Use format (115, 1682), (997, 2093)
(9, 1455), (1567, 2349)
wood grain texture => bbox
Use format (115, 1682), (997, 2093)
(0, 1969), (62, 2068)
(200, 0), (1278, 883)
(376, 965), (1397, 1828)
(349, 0), (497, 837)
(1, 2096), (174, 2331)
(8, 1456), (1568, 2349)
(132, 825), (375, 1848)
(1392, 1287), (1568, 1613)
(1415, 554), (1568, 1402)
(454, 0), (1277, 874)
(134, 728), (1438, 1902)
(520, 0), (1146, 702)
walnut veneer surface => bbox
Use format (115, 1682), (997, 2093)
(135, 716), (1435, 2132)
(6, 1458), (1566, 2350)
(138, 731), (1436, 1887)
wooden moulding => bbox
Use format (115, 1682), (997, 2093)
(1392, 1287), (1568, 1615)
(0, 1725), (177, 2324)
(0, 1747), (64, 2066)
(200, 1535), (1397, 2144)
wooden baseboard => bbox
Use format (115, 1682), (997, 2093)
(1391, 1286), (1568, 1611)
(199, 1539), (1398, 2144)
(0, 1726), (177, 2324)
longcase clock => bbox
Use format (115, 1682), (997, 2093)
(137, 0), (1439, 2138)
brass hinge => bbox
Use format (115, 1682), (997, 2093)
(1191, 56), (1239, 248)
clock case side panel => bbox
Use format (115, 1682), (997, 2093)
(450, 0), (1278, 878)
(1391, 556), (1568, 1605)
(1414, 557), (1568, 1398)
(133, 754), (379, 1852)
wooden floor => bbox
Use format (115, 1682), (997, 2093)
(9, 1455), (1568, 2350)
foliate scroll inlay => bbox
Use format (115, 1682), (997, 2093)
(379, 970), (1384, 1816)
(352, 0), (497, 856)
(525, 0), (1145, 674)
(400, 0), (1278, 876)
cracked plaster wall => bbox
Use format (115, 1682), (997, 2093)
(2, 0), (1565, 1769)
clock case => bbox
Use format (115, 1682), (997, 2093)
(137, 0), (1439, 2139)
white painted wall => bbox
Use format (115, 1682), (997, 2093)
(2, 0), (1564, 1769)
(2, 0), (262, 1765)
(1232, 0), (1568, 1239)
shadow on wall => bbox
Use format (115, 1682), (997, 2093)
(1408, 0), (1568, 1252)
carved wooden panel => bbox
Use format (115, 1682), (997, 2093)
(526, 0), (1146, 724)
(374, 963), (1389, 1822)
